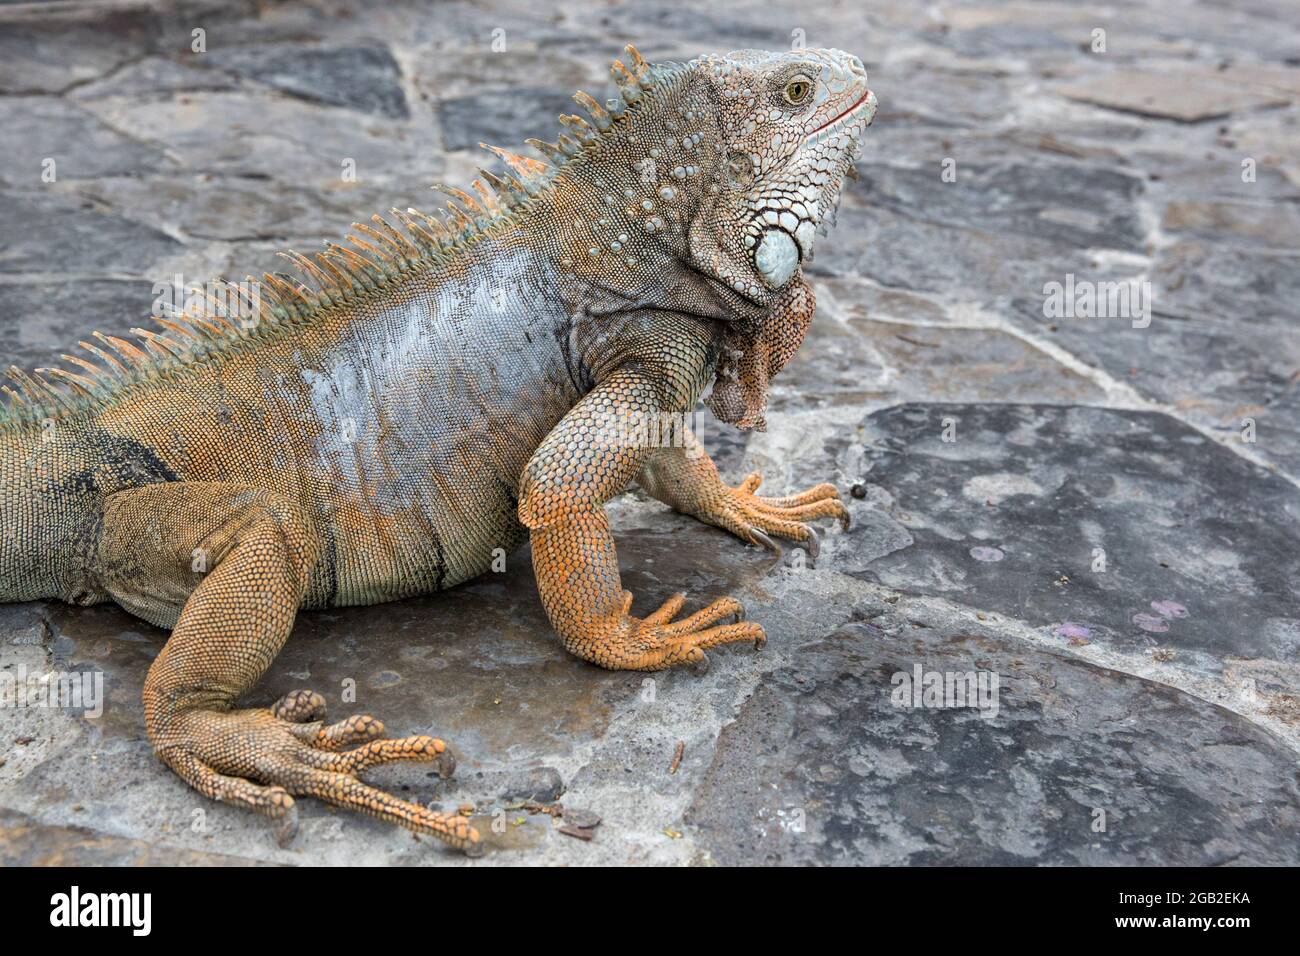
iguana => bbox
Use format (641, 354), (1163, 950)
(0, 45), (875, 855)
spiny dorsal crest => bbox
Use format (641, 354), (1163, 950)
(0, 45), (678, 429)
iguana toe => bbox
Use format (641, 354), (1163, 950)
(586, 592), (766, 671)
(714, 473), (849, 558)
(158, 701), (479, 855)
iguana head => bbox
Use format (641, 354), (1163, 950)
(542, 45), (873, 312)
(686, 47), (876, 302)
(495, 46), (875, 428)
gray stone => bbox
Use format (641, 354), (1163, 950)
(852, 161), (1147, 253)
(689, 618), (1300, 865)
(203, 44), (409, 119)
(0, 192), (181, 276)
(1150, 242), (1300, 323)
(1056, 70), (1291, 122)
(0, 23), (141, 95)
(75, 92), (438, 186)
(57, 175), (413, 245)
(496, 767), (566, 804)
(839, 403), (1300, 672)
(0, 97), (167, 185)
(869, 63), (1015, 129)
(437, 87), (582, 152)
(0, 807), (272, 866)
(69, 55), (245, 100)
(0, 280), (156, 371)
(812, 195), (1107, 301)
(767, 304), (1106, 417)
(1003, 258), (1300, 478)
(1140, 152), (1300, 205)
(1161, 200), (1300, 249)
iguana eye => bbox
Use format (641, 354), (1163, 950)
(783, 76), (813, 105)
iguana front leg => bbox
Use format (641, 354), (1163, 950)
(637, 427), (849, 558)
(520, 369), (765, 671)
(93, 482), (480, 854)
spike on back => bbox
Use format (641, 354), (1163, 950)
(571, 92), (612, 131)
(625, 45), (656, 88)
(480, 144), (551, 188)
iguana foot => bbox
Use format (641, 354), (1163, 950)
(580, 591), (765, 671)
(156, 689), (480, 855)
(704, 473), (849, 560)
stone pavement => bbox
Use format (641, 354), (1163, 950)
(0, 0), (1297, 865)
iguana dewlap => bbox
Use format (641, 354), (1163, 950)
(0, 46), (875, 854)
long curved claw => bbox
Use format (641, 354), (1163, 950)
(795, 526), (820, 561)
(748, 526), (781, 553)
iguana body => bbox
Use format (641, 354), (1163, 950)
(0, 46), (875, 854)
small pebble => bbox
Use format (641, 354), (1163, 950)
(562, 808), (601, 829)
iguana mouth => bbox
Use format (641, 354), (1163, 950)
(808, 88), (876, 138)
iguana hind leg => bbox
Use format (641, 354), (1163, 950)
(637, 427), (850, 560)
(94, 482), (479, 854)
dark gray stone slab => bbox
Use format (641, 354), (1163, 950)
(811, 196), (1102, 301)
(0, 192), (181, 276)
(851, 161), (1148, 254)
(203, 44), (409, 119)
(0, 280), (155, 371)
(437, 87), (581, 152)
(1, 517), (777, 863)
(837, 403), (1300, 667)
(689, 618), (1300, 865)
(0, 97), (167, 185)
